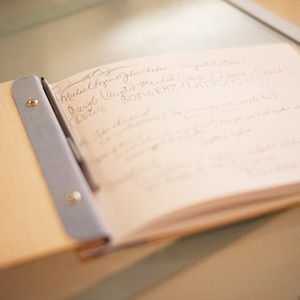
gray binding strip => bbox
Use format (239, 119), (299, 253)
(12, 75), (110, 242)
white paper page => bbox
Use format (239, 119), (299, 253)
(52, 43), (300, 242)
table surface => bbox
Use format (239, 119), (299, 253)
(0, 0), (297, 83)
(1, 0), (300, 299)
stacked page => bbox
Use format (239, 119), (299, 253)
(51, 43), (300, 248)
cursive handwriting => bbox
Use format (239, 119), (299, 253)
(52, 46), (300, 195)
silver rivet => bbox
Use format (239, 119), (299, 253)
(26, 99), (39, 107)
(65, 191), (82, 204)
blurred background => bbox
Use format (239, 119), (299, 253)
(0, 0), (294, 83)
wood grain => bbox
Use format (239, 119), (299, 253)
(0, 81), (74, 269)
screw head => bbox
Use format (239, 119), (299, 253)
(26, 99), (39, 107)
(65, 191), (82, 204)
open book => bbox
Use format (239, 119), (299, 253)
(12, 43), (300, 256)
